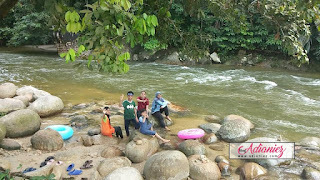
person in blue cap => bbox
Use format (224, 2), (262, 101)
(151, 91), (172, 131)
(120, 91), (139, 136)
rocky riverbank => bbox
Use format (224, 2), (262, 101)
(1, 82), (320, 180)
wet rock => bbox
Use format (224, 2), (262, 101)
(209, 143), (225, 151)
(0, 98), (26, 113)
(101, 146), (124, 158)
(188, 154), (221, 180)
(70, 115), (89, 129)
(204, 115), (221, 123)
(199, 123), (221, 134)
(0, 109), (41, 138)
(31, 129), (64, 151)
(0, 123), (6, 142)
(158, 51), (182, 65)
(16, 86), (51, 99)
(301, 167), (320, 180)
(202, 133), (218, 144)
(0, 139), (21, 150)
(105, 167), (143, 180)
(218, 118), (251, 143)
(90, 109), (102, 114)
(160, 140), (178, 150)
(88, 128), (101, 136)
(125, 138), (153, 163)
(28, 95), (64, 117)
(236, 162), (267, 180)
(299, 137), (320, 148)
(0, 83), (18, 98)
(215, 155), (229, 164)
(13, 95), (30, 106)
(178, 140), (206, 157)
(143, 150), (189, 180)
(222, 114), (254, 129)
(97, 157), (132, 177)
(72, 103), (89, 109)
(210, 52), (221, 63)
(218, 161), (231, 176)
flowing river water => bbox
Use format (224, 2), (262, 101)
(1, 48), (320, 143)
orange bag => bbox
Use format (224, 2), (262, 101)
(101, 115), (115, 137)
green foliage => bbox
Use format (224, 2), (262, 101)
(61, 0), (159, 73)
(0, 112), (7, 117)
(142, 38), (167, 51)
(30, 173), (55, 180)
(0, 170), (13, 180)
(0, 0), (53, 46)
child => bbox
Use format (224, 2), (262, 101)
(120, 91), (139, 136)
(151, 91), (172, 131)
(136, 91), (149, 118)
(139, 109), (170, 143)
(101, 106), (123, 138)
(101, 106), (115, 137)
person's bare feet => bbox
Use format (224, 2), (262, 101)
(166, 116), (172, 121)
(162, 139), (170, 143)
(165, 126), (171, 131)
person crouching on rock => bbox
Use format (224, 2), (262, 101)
(139, 109), (170, 143)
(151, 91), (172, 131)
(101, 106), (115, 137)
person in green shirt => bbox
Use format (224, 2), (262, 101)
(120, 91), (139, 136)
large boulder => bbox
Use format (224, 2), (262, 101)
(0, 98), (26, 113)
(199, 123), (221, 134)
(31, 129), (64, 151)
(143, 150), (189, 180)
(13, 95), (30, 106)
(299, 137), (320, 148)
(301, 167), (320, 180)
(178, 140), (206, 157)
(0, 83), (18, 98)
(16, 86), (51, 99)
(0, 109), (41, 138)
(0, 139), (21, 150)
(222, 114), (254, 129)
(97, 157), (132, 177)
(188, 155), (221, 180)
(0, 123), (6, 142)
(210, 52), (221, 63)
(218, 118), (251, 143)
(125, 138), (158, 163)
(101, 146), (124, 158)
(28, 96), (64, 117)
(104, 167), (143, 180)
(129, 129), (153, 141)
(236, 162), (267, 180)
(70, 115), (89, 129)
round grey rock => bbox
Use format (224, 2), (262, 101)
(16, 86), (51, 99)
(101, 146), (124, 158)
(125, 138), (151, 163)
(97, 157), (132, 177)
(202, 133), (218, 144)
(0, 109), (41, 138)
(236, 162), (267, 180)
(189, 154), (221, 180)
(13, 95), (30, 106)
(0, 139), (21, 150)
(204, 115), (221, 123)
(31, 128), (64, 151)
(301, 167), (320, 180)
(178, 140), (206, 157)
(143, 150), (189, 180)
(199, 123), (221, 134)
(88, 128), (101, 136)
(218, 119), (250, 143)
(28, 95), (64, 117)
(0, 83), (18, 98)
(0, 123), (6, 142)
(0, 98), (26, 114)
(221, 114), (254, 129)
(299, 137), (320, 148)
(104, 167), (143, 180)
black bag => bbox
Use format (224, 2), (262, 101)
(114, 126), (123, 139)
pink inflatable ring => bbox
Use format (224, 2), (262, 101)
(177, 128), (205, 140)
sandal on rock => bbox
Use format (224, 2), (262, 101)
(68, 169), (83, 175)
(23, 167), (36, 174)
(80, 160), (93, 169)
(66, 163), (74, 172)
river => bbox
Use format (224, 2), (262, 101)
(1, 48), (320, 142)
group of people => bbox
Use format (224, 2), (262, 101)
(101, 91), (171, 143)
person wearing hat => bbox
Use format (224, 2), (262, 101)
(151, 91), (172, 131)
(120, 91), (139, 136)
